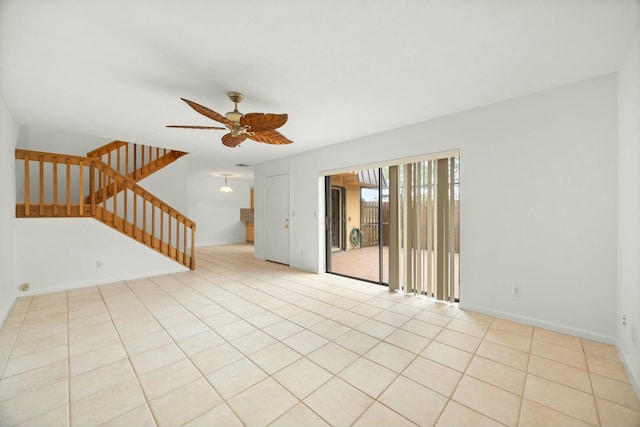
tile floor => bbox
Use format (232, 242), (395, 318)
(0, 243), (639, 427)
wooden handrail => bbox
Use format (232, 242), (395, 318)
(15, 149), (196, 269)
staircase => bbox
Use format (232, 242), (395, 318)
(14, 141), (196, 269)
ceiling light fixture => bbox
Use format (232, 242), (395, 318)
(219, 174), (234, 193)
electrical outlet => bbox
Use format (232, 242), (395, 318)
(512, 286), (521, 297)
(21, 283), (29, 292)
(623, 314), (627, 326)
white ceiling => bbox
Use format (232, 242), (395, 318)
(1, 0), (638, 179)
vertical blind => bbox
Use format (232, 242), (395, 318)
(388, 157), (459, 302)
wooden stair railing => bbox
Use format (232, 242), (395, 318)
(86, 140), (188, 204)
(15, 149), (196, 270)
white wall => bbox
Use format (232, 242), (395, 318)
(255, 75), (618, 343)
(0, 95), (18, 324)
(188, 175), (252, 246)
(18, 125), (109, 155)
(15, 218), (186, 295)
(617, 29), (640, 392)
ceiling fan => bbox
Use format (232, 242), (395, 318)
(167, 92), (293, 148)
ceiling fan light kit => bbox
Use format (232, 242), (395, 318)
(219, 174), (234, 193)
(167, 92), (292, 148)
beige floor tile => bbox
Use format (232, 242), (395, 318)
(339, 357), (397, 398)
(0, 380), (67, 426)
(262, 319), (305, 340)
(70, 343), (127, 377)
(214, 320), (260, 343)
(230, 329), (278, 355)
(10, 331), (67, 359)
(596, 397), (640, 427)
(130, 342), (186, 376)
(190, 342), (244, 375)
(364, 341), (415, 373)
(533, 327), (583, 351)
(355, 319), (397, 340)
(384, 329), (431, 354)
(530, 339), (586, 369)
(436, 400), (505, 427)
(139, 358), (202, 400)
(307, 342), (359, 374)
(68, 331), (120, 360)
(305, 377), (374, 427)
(207, 357), (268, 400)
(334, 329), (381, 355)
(70, 359), (136, 401)
(351, 303), (385, 318)
(14, 405), (68, 427)
(528, 354), (591, 393)
(586, 354), (630, 383)
(250, 342), (302, 374)
(484, 329), (531, 352)
(0, 360), (67, 402)
(309, 318), (351, 340)
(228, 378), (298, 426)
(446, 318), (489, 338)
(68, 321), (115, 343)
(524, 374), (598, 425)
(71, 379), (145, 427)
(353, 401), (416, 427)
(0, 330), (18, 346)
(120, 329), (173, 356)
(373, 310), (410, 327)
(270, 402), (331, 427)
(97, 405), (156, 427)
(150, 378), (223, 427)
(414, 309), (453, 327)
(288, 311), (325, 328)
(421, 341), (472, 372)
(273, 358), (332, 399)
(166, 319), (210, 341)
(402, 356), (461, 397)
(435, 328), (481, 353)
(453, 311), (494, 326)
(582, 339), (620, 361)
(283, 330), (329, 355)
(475, 340), (529, 371)
(177, 329), (225, 356)
(452, 376), (520, 426)
(466, 356), (525, 395)
(379, 375), (448, 426)
(245, 311), (283, 329)
(519, 399), (592, 427)
(401, 318), (443, 339)
(490, 317), (533, 338)
(182, 403), (244, 427)
(591, 373), (640, 411)
(331, 310), (368, 328)
(3, 344), (67, 377)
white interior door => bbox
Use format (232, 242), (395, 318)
(265, 172), (290, 265)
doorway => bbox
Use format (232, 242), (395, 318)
(265, 172), (290, 265)
(330, 187), (346, 252)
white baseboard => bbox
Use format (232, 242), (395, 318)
(616, 340), (640, 399)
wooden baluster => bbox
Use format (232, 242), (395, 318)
(126, 143), (130, 176)
(116, 146), (121, 175)
(24, 155), (30, 216)
(53, 158), (58, 216)
(39, 156), (44, 216)
(168, 214), (172, 257)
(66, 160), (71, 216)
(158, 209), (164, 252)
(102, 169), (107, 222)
(183, 220), (187, 265)
(112, 173), (118, 227)
(133, 144), (137, 180)
(108, 149), (112, 170)
(191, 224), (196, 269)
(175, 216), (180, 261)
(90, 161), (95, 216)
(123, 182), (128, 233)
(133, 187), (137, 231)
(141, 144), (145, 175)
(151, 202), (156, 248)
(78, 160), (84, 216)
(143, 195), (147, 243)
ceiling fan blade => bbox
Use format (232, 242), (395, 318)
(166, 125), (227, 130)
(181, 98), (232, 126)
(240, 113), (288, 131)
(249, 129), (293, 145)
(221, 133), (248, 147)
